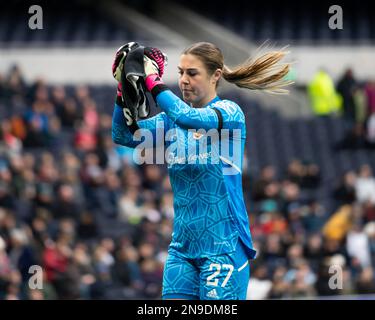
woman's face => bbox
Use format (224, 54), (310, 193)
(178, 54), (219, 107)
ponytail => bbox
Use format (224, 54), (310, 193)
(183, 42), (293, 95)
(222, 48), (293, 94)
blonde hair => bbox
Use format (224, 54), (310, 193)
(182, 42), (293, 94)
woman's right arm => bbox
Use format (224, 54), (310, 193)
(112, 102), (168, 149)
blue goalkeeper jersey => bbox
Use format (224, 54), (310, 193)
(112, 90), (257, 260)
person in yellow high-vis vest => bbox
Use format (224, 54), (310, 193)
(308, 69), (343, 116)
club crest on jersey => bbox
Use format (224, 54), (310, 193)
(193, 132), (204, 140)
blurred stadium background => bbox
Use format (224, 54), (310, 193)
(1, 0), (375, 300)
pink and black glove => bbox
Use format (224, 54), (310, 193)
(144, 47), (167, 77)
(143, 47), (169, 99)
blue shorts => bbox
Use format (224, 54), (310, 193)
(162, 240), (250, 300)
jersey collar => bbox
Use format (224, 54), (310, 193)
(204, 95), (220, 107)
(190, 95), (221, 108)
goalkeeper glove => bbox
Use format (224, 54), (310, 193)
(112, 42), (139, 82)
(143, 47), (169, 98)
(112, 42), (141, 132)
(144, 47), (167, 77)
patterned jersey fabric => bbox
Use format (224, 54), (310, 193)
(112, 90), (257, 260)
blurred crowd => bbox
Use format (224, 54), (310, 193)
(246, 162), (375, 299)
(0, 65), (171, 299)
(308, 68), (375, 150)
(0, 65), (375, 300)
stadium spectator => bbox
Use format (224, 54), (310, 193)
(247, 265), (272, 300)
(366, 112), (375, 146)
(6, 65), (26, 103)
(353, 86), (368, 126)
(355, 164), (375, 205)
(303, 233), (324, 272)
(57, 98), (82, 129)
(346, 223), (372, 268)
(52, 184), (82, 221)
(334, 171), (357, 205)
(308, 69), (342, 116)
(337, 69), (358, 127)
(267, 264), (290, 298)
(286, 260), (317, 298)
(286, 160), (321, 189)
(0, 119), (22, 157)
(322, 204), (353, 242)
(355, 267), (375, 294)
(364, 80), (375, 116)
(301, 201), (326, 235)
(252, 165), (278, 201)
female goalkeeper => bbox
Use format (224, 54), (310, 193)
(112, 42), (292, 300)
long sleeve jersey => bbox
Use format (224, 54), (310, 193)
(112, 89), (256, 260)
